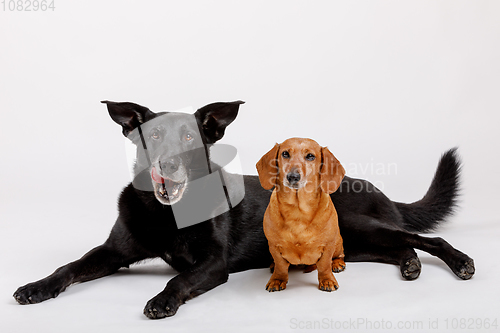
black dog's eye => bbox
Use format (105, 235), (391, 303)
(184, 133), (194, 141)
(282, 151), (290, 159)
(151, 129), (161, 140)
(305, 153), (315, 161)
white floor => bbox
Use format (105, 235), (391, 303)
(2, 1), (499, 332)
(2, 198), (498, 332)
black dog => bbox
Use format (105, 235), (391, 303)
(14, 100), (474, 319)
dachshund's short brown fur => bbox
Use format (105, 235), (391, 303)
(256, 138), (346, 292)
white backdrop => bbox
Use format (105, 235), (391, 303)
(1, 1), (499, 332)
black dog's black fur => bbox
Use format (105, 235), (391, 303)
(13, 101), (474, 319)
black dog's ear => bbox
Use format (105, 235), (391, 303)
(194, 101), (244, 143)
(101, 100), (155, 137)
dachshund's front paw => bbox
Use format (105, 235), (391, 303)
(332, 259), (346, 273)
(319, 279), (339, 292)
(266, 278), (287, 292)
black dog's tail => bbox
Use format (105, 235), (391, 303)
(394, 148), (461, 233)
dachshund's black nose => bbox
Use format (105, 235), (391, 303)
(286, 171), (301, 185)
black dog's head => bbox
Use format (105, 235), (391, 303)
(102, 100), (244, 205)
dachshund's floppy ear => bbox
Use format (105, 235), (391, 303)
(256, 143), (280, 190)
(194, 101), (244, 144)
(320, 147), (345, 194)
(102, 100), (155, 137)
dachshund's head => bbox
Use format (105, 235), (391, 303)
(256, 138), (345, 194)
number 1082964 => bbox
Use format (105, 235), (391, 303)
(2, 0), (55, 11)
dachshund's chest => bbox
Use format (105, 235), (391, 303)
(264, 199), (338, 266)
(278, 227), (329, 265)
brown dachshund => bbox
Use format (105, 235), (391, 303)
(256, 138), (346, 292)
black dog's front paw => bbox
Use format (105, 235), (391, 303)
(14, 280), (65, 305)
(143, 295), (180, 319)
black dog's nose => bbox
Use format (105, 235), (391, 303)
(286, 171), (301, 185)
(162, 159), (179, 173)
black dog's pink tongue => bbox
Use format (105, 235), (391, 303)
(151, 167), (165, 184)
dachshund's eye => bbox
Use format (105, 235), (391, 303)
(151, 129), (161, 140)
(185, 133), (194, 141)
(282, 151), (290, 159)
(305, 153), (315, 161)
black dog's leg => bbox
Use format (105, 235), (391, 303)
(375, 231), (474, 280)
(342, 215), (474, 280)
(13, 244), (141, 304)
(144, 254), (228, 319)
(405, 234), (474, 280)
(345, 247), (422, 280)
